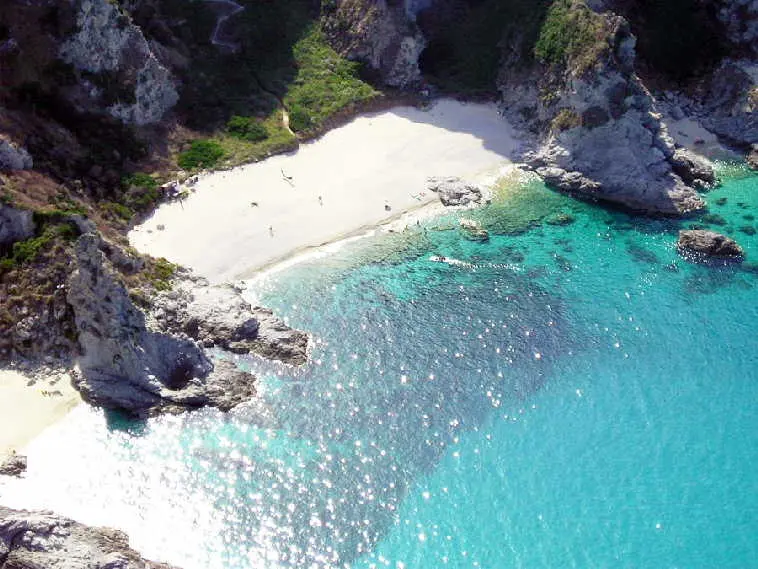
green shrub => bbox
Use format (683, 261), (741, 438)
(146, 257), (177, 291)
(551, 108), (581, 132)
(122, 172), (158, 190)
(287, 105), (313, 132)
(103, 201), (134, 221)
(227, 116), (269, 142)
(177, 140), (226, 171)
(534, 0), (606, 69)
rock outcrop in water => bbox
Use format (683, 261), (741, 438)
(677, 229), (745, 262)
(427, 176), (484, 207)
(0, 506), (179, 569)
(67, 230), (307, 416)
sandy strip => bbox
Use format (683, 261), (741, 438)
(0, 369), (81, 458)
(129, 99), (521, 282)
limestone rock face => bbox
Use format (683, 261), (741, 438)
(66, 233), (255, 415)
(0, 205), (35, 247)
(150, 276), (309, 365)
(0, 139), (33, 171)
(58, 0), (178, 125)
(677, 229), (745, 261)
(501, 8), (711, 215)
(748, 144), (758, 168)
(427, 176), (483, 207)
(0, 506), (179, 569)
(65, 231), (308, 415)
(322, 0), (425, 87)
(700, 60), (758, 146)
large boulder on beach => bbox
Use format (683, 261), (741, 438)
(677, 229), (745, 261)
(428, 177), (484, 207)
(0, 506), (179, 568)
(0, 452), (27, 477)
(748, 145), (758, 170)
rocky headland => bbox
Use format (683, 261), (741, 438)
(0, 506), (180, 569)
(1, 0), (757, 563)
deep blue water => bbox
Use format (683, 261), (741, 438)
(2, 164), (758, 569)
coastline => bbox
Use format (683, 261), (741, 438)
(0, 368), (81, 459)
(129, 99), (522, 283)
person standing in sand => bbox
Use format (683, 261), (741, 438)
(269, 225), (274, 237)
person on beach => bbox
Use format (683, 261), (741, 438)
(318, 196), (323, 206)
(269, 225), (273, 237)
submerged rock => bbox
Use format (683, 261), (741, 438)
(0, 506), (179, 568)
(428, 177), (484, 207)
(458, 218), (489, 242)
(0, 452), (27, 477)
(677, 229), (745, 262)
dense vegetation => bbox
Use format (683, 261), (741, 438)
(418, 0), (552, 93)
(610, 0), (726, 80)
(534, 0), (607, 70)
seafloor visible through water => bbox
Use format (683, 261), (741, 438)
(2, 164), (758, 569)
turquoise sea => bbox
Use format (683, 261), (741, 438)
(3, 164), (758, 569)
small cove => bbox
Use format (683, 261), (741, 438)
(3, 164), (758, 568)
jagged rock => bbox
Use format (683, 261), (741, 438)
(748, 144), (758, 169)
(427, 177), (483, 207)
(677, 229), (745, 262)
(0, 139), (33, 171)
(670, 148), (717, 187)
(0, 205), (35, 247)
(700, 60), (758, 146)
(322, 0), (425, 87)
(0, 452), (27, 477)
(58, 0), (178, 125)
(0, 506), (179, 569)
(459, 218), (489, 241)
(66, 232), (264, 415)
(151, 276), (309, 365)
(500, 6), (708, 215)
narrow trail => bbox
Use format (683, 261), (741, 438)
(204, 0), (295, 135)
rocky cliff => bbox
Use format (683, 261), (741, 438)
(0, 506), (180, 569)
(67, 229), (307, 416)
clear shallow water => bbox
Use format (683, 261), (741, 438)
(3, 165), (758, 568)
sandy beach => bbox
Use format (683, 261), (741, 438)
(0, 369), (81, 459)
(129, 99), (521, 282)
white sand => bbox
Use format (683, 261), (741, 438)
(666, 115), (739, 161)
(0, 369), (81, 458)
(129, 99), (521, 282)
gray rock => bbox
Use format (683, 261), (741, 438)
(700, 60), (758, 146)
(0, 204), (35, 247)
(151, 276), (309, 365)
(677, 229), (745, 261)
(499, 9), (708, 215)
(322, 0), (424, 87)
(0, 452), (27, 477)
(427, 177), (483, 207)
(712, 0), (758, 57)
(0, 506), (179, 568)
(670, 148), (717, 188)
(748, 144), (758, 169)
(0, 139), (33, 171)
(58, 0), (178, 125)
(66, 233), (258, 415)
(459, 219), (489, 241)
